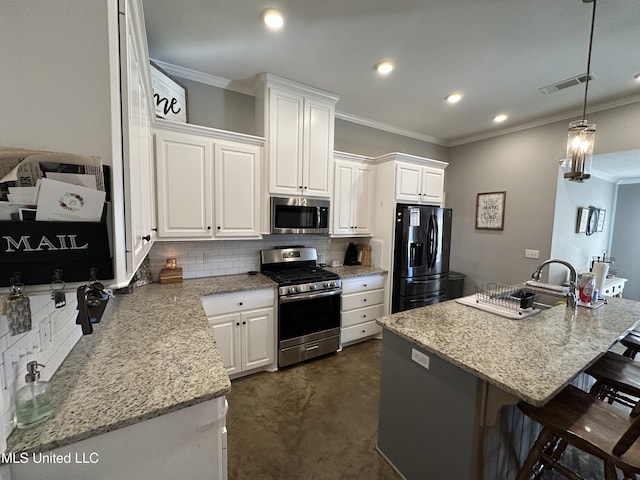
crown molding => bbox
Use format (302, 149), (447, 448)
(333, 150), (374, 163)
(150, 60), (640, 150)
(449, 93), (640, 147)
(590, 169), (619, 184)
(618, 177), (640, 185)
(334, 111), (447, 147)
(150, 59), (256, 96)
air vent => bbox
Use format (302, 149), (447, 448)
(539, 73), (595, 95)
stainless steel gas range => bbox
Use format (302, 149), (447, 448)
(260, 247), (342, 367)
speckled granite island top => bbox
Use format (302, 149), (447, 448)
(376, 297), (640, 406)
(6, 273), (276, 455)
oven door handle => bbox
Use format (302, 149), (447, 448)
(280, 289), (342, 303)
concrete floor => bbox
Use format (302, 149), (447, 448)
(226, 338), (602, 480)
(226, 339), (400, 480)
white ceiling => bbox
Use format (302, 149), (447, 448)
(141, 0), (640, 146)
(592, 149), (640, 182)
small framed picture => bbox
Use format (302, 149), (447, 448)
(597, 209), (606, 232)
(576, 207), (588, 233)
(476, 191), (506, 230)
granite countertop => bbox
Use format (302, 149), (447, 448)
(5, 273), (276, 455)
(324, 265), (387, 278)
(376, 296), (640, 406)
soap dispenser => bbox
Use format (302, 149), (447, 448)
(15, 362), (53, 429)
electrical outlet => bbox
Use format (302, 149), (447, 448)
(525, 249), (540, 259)
(411, 348), (430, 370)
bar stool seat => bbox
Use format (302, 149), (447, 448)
(622, 331), (640, 359)
(517, 385), (640, 480)
(586, 351), (640, 415)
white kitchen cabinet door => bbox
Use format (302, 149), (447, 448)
(302, 98), (334, 197)
(268, 88), (304, 196)
(209, 312), (242, 377)
(213, 141), (262, 238)
(332, 161), (356, 235)
(155, 130), (213, 238)
(242, 308), (275, 371)
(421, 166), (445, 205)
(395, 162), (422, 203)
(353, 164), (373, 235)
(120, 0), (156, 276)
(332, 159), (373, 236)
(395, 162), (445, 205)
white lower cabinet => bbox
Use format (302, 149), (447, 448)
(203, 289), (276, 378)
(340, 275), (385, 346)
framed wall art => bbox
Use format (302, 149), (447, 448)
(576, 207), (588, 233)
(150, 62), (188, 123)
(596, 209), (606, 232)
(476, 191), (506, 230)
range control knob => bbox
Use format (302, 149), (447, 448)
(325, 281), (334, 288)
(309, 284), (317, 291)
(288, 287), (297, 294)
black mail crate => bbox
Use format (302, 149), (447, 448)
(0, 220), (113, 287)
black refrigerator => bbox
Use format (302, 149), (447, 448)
(391, 204), (452, 313)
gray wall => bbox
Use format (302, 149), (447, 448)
(175, 77), (256, 135)
(446, 102), (640, 294)
(549, 172), (617, 284)
(334, 119), (449, 160)
(170, 78), (448, 160)
(611, 184), (640, 300)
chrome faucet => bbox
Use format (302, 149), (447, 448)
(531, 259), (578, 309)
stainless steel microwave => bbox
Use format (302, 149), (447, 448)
(271, 197), (330, 234)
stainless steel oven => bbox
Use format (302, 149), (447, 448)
(261, 246), (342, 367)
(279, 287), (341, 367)
(271, 197), (330, 234)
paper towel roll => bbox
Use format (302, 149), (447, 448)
(593, 262), (609, 293)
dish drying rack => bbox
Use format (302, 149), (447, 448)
(455, 283), (542, 320)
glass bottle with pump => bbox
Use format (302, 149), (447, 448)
(15, 362), (53, 429)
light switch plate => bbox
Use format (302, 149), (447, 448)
(525, 249), (540, 259)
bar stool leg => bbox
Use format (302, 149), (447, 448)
(604, 461), (618, 480)
(516, 427), (555, 480)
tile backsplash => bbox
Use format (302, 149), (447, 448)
(0, 292), (81, 446)
(148, 235), (368, 280)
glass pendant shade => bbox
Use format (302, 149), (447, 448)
(564, 120), (595, 182)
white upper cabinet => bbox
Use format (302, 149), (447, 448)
(120, 0), (156, 274)
(155, 129), (213, 238)
(394, 159), (447, 206)
(332, 153), (374, 236)
(154, 121), (264, 240)
(257, 74), (339, 198)
(213, 141), (262, 238)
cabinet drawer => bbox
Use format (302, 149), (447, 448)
(341, 275), (385, 294)
(201, 288), (274, 316)
(341, 321), (382, 344)
(341, 289), (385, 311)
(342, 304), (385, 328)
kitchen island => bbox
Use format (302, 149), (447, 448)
(376, 296), (640, 479)
(2, 273), (276, 479)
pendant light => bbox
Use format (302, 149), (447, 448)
(564, 0), (597, 182)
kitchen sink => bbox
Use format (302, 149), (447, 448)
(532, 292), (567, 310)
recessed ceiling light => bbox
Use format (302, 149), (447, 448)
(493, 114), (508, 123)
(375, 61), (394, 75)
(445, 93), (463, 104)
(634, 72), (640, 81)
(262, 8), (284, 29)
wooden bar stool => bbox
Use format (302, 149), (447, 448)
(622, 331), (640, 360)
(517, 385), (640, 480)
(586, 351), (640, 415)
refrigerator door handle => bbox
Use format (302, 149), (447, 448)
(431, 214), (439, 269)
(427, 214), (438, 269)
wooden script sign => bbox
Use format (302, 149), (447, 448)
(150, 64), (187, 123)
